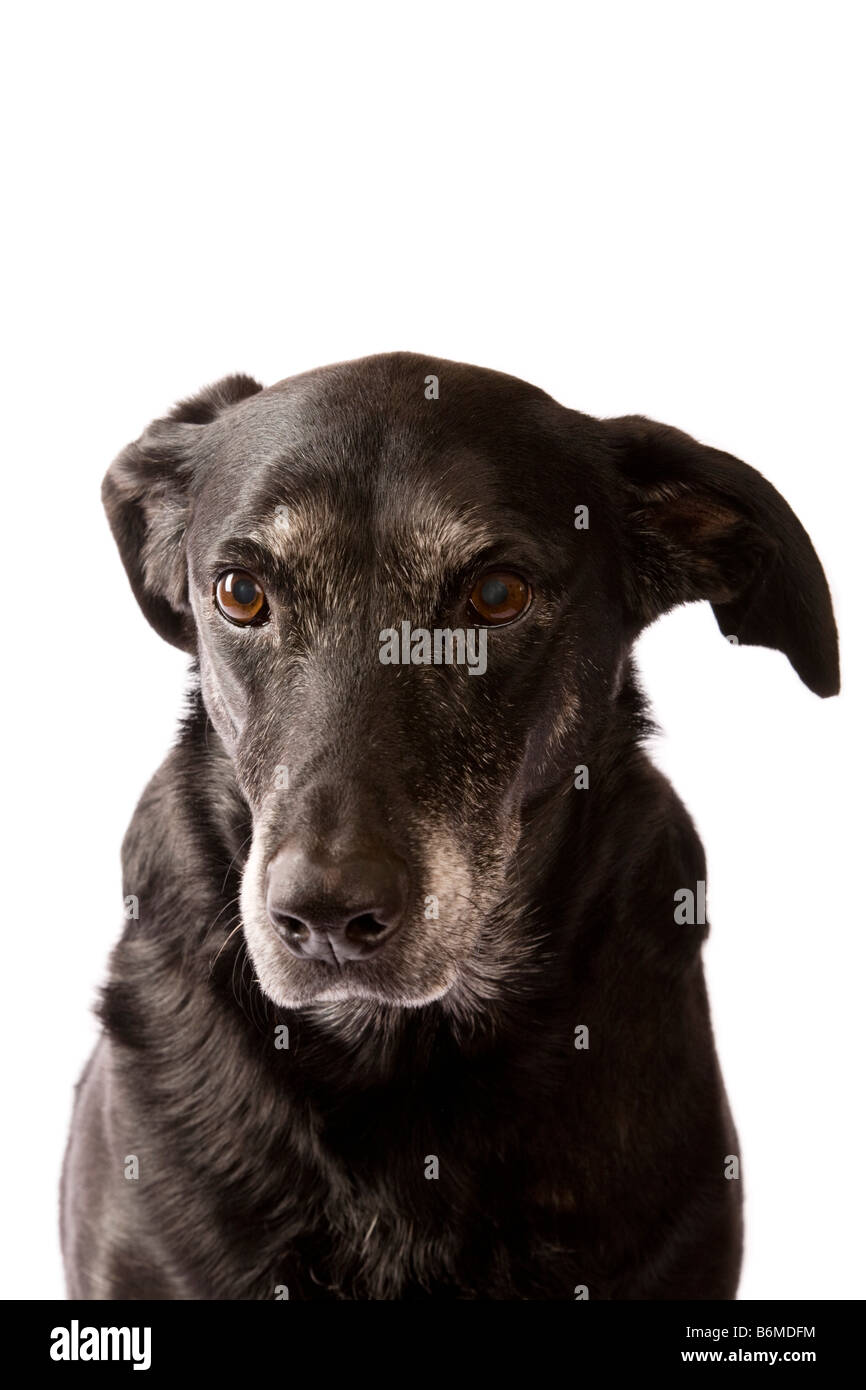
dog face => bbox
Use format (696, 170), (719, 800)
(103, 353), (838, 1011)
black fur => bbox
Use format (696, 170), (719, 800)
(61, 353), (839, 1299)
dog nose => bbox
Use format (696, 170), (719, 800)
(265, 841), (407, 965)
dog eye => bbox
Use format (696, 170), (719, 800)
(214, 570), (268, 626)
(468, 571), (531, 625)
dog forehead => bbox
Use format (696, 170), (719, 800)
(188, 352), (598, 573)
(197, 415), (526, 567)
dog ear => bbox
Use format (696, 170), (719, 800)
(605, 415), (840, 697)
(102, 374), (264, 651)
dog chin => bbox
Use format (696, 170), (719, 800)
(271, 975), (457, 1009)
(258, 962), (459, 1010)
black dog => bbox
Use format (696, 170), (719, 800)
(62, 353), (839, 1299)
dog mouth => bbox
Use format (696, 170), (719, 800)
(240, 915), (463, 1009)
(265, 953), (460, 1008)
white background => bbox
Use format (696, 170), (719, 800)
(1, 2), (863, 1300)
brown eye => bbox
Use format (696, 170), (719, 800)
(468, 571), (531, 625)
(214, 570), (267, 626)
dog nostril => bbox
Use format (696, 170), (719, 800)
(270, 910), (309, 943)
(345, 913), (390, 944)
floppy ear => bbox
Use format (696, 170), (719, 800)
(606, 415), (840, 697)
(102, 373), (264, 651)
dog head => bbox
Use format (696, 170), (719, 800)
(103, 353), (839, 1011)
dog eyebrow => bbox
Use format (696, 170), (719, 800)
(210, 491), (550, 593)
(244, 495), (500, 571)
(407, 516), (550, 577)
(207, 536), (283, 580)
(209, 524), (550, 595)
(250, 497), (326, 551)
(388, 491), (552, 573)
